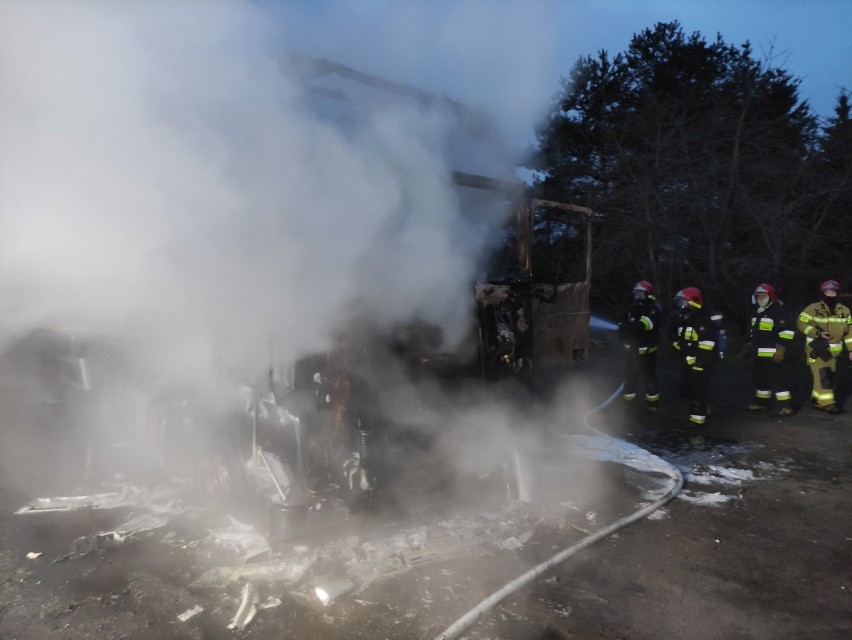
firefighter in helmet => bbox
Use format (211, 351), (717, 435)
(745, 283), (795, 416)
(618, 280), (661, 411)
(672, 287), (717, 425)
(796, 280), (852, 414)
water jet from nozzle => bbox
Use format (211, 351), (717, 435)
(589, 316), (619, 331)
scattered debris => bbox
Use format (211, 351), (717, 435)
(207, 516), (271, 561)
(192, 554), (317, 588)
(14, 485), (149, 514)
(314, 577), (355, 606)
(516, 529), (535, 545)
(400, 534), (472, 567)
(114, 513), (170, 535)
(177, 604), (203, 622)
(58, 513), (171, 561)
(258, 595), (282, 609)
(228, 582), (259, 630)
(499, 536), (523, 551)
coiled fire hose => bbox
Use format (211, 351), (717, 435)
(433, 383), (684, 640)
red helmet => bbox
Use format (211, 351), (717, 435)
(633, 280), (654, 295)
(675, 287), (703, 310)
(632, 280), (654, 301)
(820, 279), (840, 293)
(754, 283), (776, 302)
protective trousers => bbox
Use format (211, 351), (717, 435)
(807, 356), (837, 407)
(687, 364), (713, 424)
(752, 358), (792, 409)
(623, 348), (659, 409)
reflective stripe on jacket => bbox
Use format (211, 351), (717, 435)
(619, 300), (661, 350)
(749, 301), (795, 355)
(797, 301), (852, 352)
(673, 309), (716, 368)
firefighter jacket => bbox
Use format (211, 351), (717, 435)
(796, 300), (852, 359)
(673, 308), (716, 368)
(749, 302), (795, 359)
(618, 300), (661, 353)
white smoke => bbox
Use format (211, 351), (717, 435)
(0, 1), (545, 382)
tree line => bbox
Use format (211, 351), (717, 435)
(525, 21), (851, 334)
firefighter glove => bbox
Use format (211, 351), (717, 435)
(809, 337), (832, 362)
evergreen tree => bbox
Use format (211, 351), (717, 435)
(527, 22), (819, 321)
(797, 92), (852, 297)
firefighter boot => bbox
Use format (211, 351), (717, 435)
(814, 403), (841, 414)
(748, 390), (771, 411)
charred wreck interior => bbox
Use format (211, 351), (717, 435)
(10, 191), (591, 545)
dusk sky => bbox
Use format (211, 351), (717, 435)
(268, 0), (852, 152)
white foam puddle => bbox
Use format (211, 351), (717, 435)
(651, 439), (791, 506)
(558, 432), (792, 508)
(686, 465), (755, 486)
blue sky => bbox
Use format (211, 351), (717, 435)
(266, 0), (852, 150)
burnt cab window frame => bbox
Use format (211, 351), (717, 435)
(529, 200), (591, 286)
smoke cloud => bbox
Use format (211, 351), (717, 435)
(0, 1), (556, 382)
(0, 2), (621, 520)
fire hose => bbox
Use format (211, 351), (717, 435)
(432, 383), (684, 640)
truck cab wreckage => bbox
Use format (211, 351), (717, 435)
(244, 180), (592, 540)
(16, 58), (594, 543)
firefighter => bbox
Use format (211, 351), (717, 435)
(745, 283), (796, 416)
(672, 287), (716, 425)
(618, 280), (661, 411)
(796, 279), (852, 414)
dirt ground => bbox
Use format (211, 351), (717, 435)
(0, 339), (850, 640)
(543, 351), (852, 640)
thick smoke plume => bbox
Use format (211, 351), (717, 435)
(0, 1), (530, 383)
(0, 2), (620, 521)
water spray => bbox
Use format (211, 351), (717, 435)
(589, 315), (620, 331)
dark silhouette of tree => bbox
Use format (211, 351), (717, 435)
(795, 91), (852, 298)
(526, 22), (827, 326)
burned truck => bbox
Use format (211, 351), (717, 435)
(17, 58), (593, 539)
(199, 59), (595, 537)
(233, 174), (593, 538)
(18, 176), (592, 540)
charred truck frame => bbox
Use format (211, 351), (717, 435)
(25, 59), (593, 540)
(202, 59), (593, 538)
(236, 170), (592, 538)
